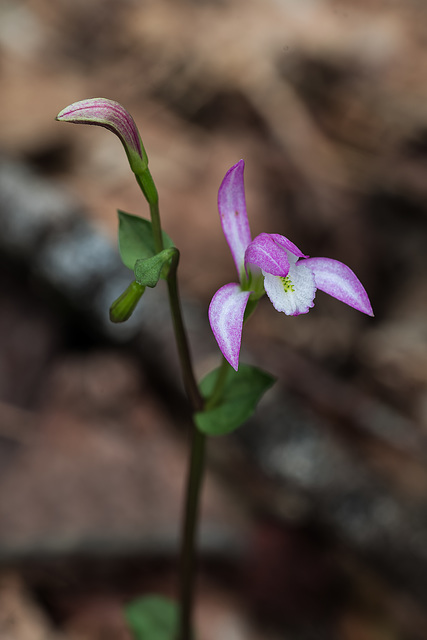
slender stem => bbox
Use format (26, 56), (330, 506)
(167, 258), (205, 640)
(135, 169), (163, 253)
(177, 427), (206, 640)
(136, 169), (201, 410)
(177, 358), (229, 640)
(149, 199), (163, 254)
(166, 253), (203, 413)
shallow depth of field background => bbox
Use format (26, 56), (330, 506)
(1, 1), (427, 639)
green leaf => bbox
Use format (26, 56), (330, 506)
(125, 595), (178, 640)
(195, 364), (275, 436)
(118, 210), (174, 270)
(134, 248), (178, 288)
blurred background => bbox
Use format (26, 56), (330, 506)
(1, 0), (427, 638)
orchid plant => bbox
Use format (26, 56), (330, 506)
(56, 98), (373, 640)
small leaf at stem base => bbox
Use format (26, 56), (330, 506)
(125, 595), (179, 640)
(195, 364), (275, 436)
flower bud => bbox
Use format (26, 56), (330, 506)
(56, 98), (148, 175)
(109, 280), (145, 323)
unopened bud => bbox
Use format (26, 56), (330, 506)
(56, 98), (148, 175)
(109, 280), (145, 323)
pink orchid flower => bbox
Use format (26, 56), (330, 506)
(209, 160), (373, 371)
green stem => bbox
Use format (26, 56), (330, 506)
(149, 198), (163, 254)
(176, 359), (229, 640)
(167, 258), (205, 640)
(166, 254), (203, 413)
(135, 167), (202, 411)
(177, 427), (206, 640)
(135, 169), (163, 253)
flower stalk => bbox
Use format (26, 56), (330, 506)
(135, 170), (164, 254)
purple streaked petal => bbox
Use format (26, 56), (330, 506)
(245, 233), (290, 276)
(218, 160), (252, 280)
(56, 98), (148, 175)
(208, 283), (251, 371)
(269, 234), (308, 259)
(304, 257), (374, 316)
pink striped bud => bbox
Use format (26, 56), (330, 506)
(56, 98), (148, 175)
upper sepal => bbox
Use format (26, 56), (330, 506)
(218, 160), (252, 281)
(56, 98), (148, 175)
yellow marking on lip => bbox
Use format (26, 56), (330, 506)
(280, 275), (294, 293)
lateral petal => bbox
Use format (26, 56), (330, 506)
(245, 233), (290, 276)
(218, 160), (252, 280)
(269, 234), (308, 259)
(304, 257), (374, 316)
(208, 283), (251, 371)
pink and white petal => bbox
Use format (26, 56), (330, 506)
(304, 257), (374, 316)
(269, 234), (308, 259)
(218, 160), (252, 279)
(263, 261), (316, 316)
(208, 283), (251, 371)
(245, 233), (290, 276)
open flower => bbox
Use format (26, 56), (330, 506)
(56, 98), (148, 175)
(209, 160), (373, 371)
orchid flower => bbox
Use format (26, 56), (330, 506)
(209, 160), (373, 371)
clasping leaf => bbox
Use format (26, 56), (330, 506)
(134, 248), (178, 288)
(118, 210), (174, 270)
